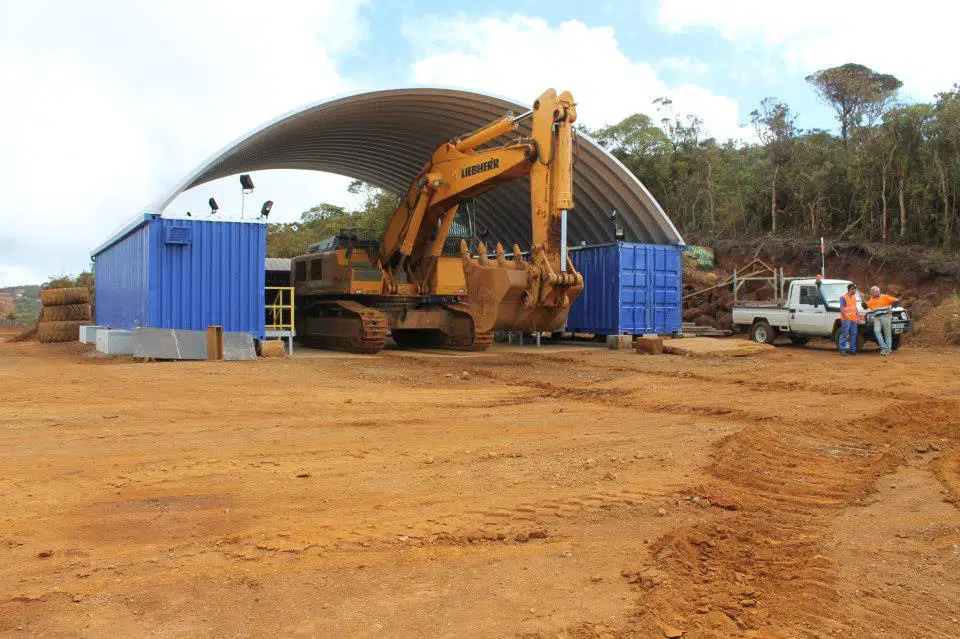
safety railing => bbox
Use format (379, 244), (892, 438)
(265, 287), (295, 332)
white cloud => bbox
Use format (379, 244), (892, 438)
(163, 170), (361, 224)
(404, 15), (749, 140)
(657, 56), (710, 75)
(0, 1), (366, 285)
(657, 0), (960, 99)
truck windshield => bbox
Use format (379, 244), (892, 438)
(819, 283), (863, 305)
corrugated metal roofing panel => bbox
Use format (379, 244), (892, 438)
(133, 87), (682, 249)
(566, 243), (682, 335)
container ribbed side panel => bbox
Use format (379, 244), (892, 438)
(567, 242), (682, 335)
(93, 222), (150, 329)
(566, 244), (622, 334)
(146, 219), (266, 339)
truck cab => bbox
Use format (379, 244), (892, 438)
(732, 277), (913, 349)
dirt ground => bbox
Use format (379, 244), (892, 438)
(1, 337), (958, 638)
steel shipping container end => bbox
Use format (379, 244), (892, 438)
(566, 242), (682, 336)
(91, 215), (266, 339)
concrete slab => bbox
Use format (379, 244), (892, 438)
(96, 329), (133, 355)
(606, 335), (633, 350)
(79, 325), (105, 345)
(134, 328), (206, 360)
(222, 332), (257, 361)
(663, 337), (774, 357)
(132, 328), (256, 361)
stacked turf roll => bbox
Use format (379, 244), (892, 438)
(37, 288), (91, 343)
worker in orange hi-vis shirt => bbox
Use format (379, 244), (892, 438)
(866, 286), (900, 356)
(838, 283), (864, 355)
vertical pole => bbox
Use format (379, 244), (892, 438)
(560, 209), (568, 272)
(821, 236), (826, 278)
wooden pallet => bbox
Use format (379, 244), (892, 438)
(681, 322), (732, 338)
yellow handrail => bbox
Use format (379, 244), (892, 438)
(265, 286), (295, 331)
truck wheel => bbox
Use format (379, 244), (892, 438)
(789, 336), (809, 347)
(891, 335), (902, 351)
(750, 320), (777, 344)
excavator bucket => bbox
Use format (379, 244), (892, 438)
(460, 241), (583, 334)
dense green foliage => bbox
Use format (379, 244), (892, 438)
(267, 181), (398, 257)
(590, 64), (960, 246)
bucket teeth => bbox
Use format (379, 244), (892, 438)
(477, 241), (489, 266)
(512, 244), (524, 268)
(459, 239), (470, 258)
(495, 243), (506, 267)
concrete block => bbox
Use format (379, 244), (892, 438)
(635, 336), (664, 355)
(223, 332), (257, 361)
(606, 334), (633, 350)
(96, 329), (133, 355)
(79, 325), (105, 344)
(133, 328), (206, 360)
(132, 327), (257, 360)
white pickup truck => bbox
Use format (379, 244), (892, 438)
(732, 277), (913, 350)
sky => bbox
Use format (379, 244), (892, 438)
(1, 0), (957, 285)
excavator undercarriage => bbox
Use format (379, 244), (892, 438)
(291, 88), (583, 354)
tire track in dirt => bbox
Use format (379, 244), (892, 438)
(463, 369), (804, 427)
(212, 486), (674, 560)
(598, 398), (960, 638)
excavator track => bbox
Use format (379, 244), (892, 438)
(300, 300), (388, 354)
(441, 304), (494, 352)
(443, 330), (493, 351)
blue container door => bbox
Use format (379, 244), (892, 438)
(619, 244), (682, 335)
(618, 244), (648, 333)
(650, 245), (682, 334)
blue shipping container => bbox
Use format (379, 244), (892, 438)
(92, 215), (266, 339)
(566, 242), (682, 336)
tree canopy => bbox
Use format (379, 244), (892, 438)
(805, 63), (902, 142)
(271, 65), (959, 254)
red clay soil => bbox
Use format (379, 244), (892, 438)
(0, 340), (958, 637)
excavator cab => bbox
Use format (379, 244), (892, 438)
(293, 229), (383, 297)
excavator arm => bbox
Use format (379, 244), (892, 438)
(377, 89), (583, 333)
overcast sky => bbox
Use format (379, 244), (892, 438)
(2, 0), (957, 285)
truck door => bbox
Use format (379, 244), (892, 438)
(789, 285), (829, 335)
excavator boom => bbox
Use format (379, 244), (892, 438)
(291, 89), (583, 353)
(378, 88), (583, 334)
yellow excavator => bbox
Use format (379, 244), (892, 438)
(291, 88), (583, 353)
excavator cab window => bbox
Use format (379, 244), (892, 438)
(310, 259), (323, 281)
(294, 261), (307, 283)
(440, 207), (474, 256)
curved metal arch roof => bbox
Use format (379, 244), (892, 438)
(149, 87), (683, 248)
